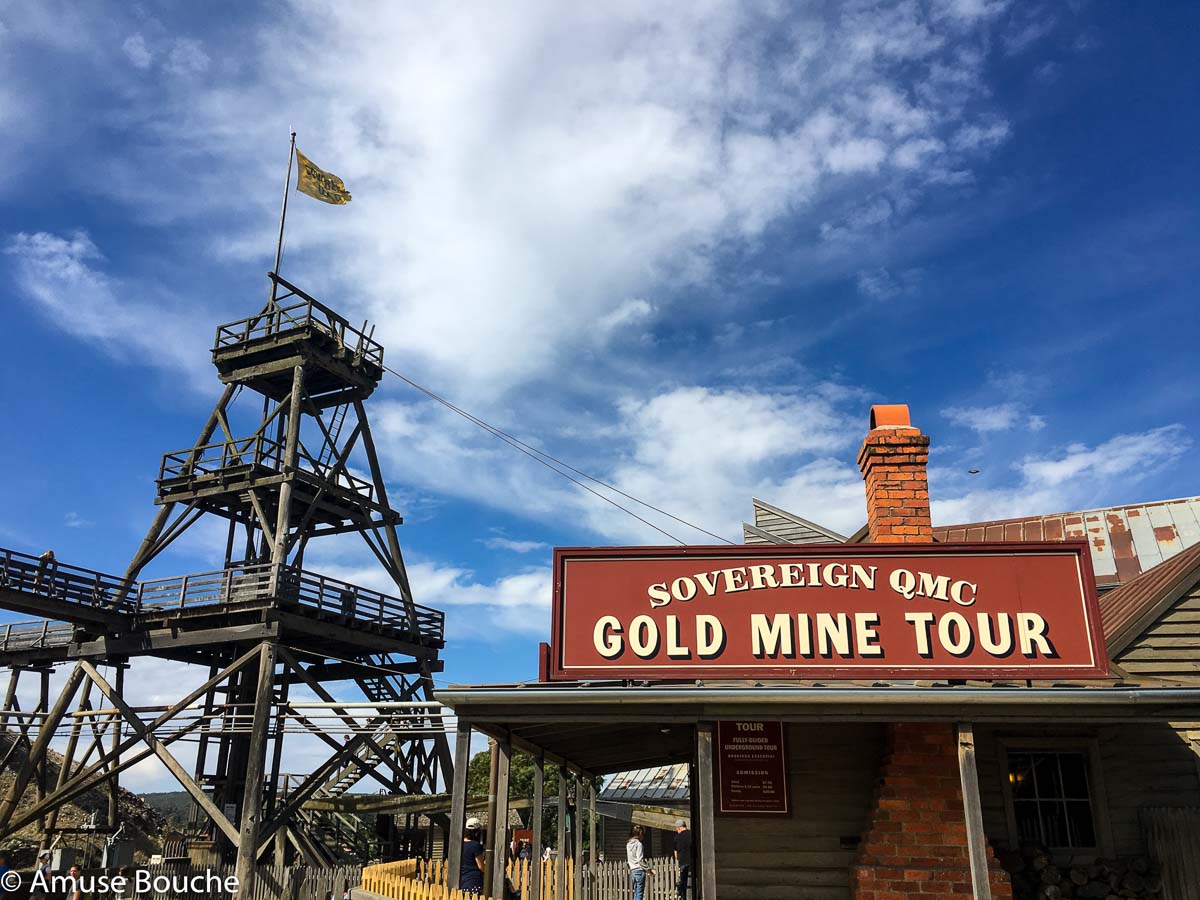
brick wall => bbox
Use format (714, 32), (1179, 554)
(850, 724), (1013, 899)
(851, 406), (1013, 899)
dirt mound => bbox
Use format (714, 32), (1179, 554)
(0, 731), (167, 867)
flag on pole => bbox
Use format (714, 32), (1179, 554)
(295, 149), (352, 205)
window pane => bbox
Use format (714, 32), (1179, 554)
(1013, 800), (1042, 844)
(1064, 801), (1096, 847)
(1007, 750), (1099, 849)
(1033, 753), (1064, 798)
(1040, 801), (1070, 846)
(1009, 753), (1037, 799)
(1059, 753), (1090, 799)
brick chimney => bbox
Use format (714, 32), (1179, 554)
(851, 404), (1014, 900)
(856, 404), (932, 543)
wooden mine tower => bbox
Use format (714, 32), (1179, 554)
(0, 274), (451, 892)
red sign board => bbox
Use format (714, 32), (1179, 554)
(546, 543), (1106, 680)
(716, 721), (788, 815)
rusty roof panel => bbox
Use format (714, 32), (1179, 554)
(933, 496), (1200, 588)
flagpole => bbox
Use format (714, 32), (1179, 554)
(269, 130), (298, 307)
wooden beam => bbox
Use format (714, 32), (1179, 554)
(79, 661), (239, 844)
(696, 724), (717, 900)
(272, 365), (305, 565)
(491, 736), (512, 900)
(447, 721), (472, 891)
(0, 664), (84, 831)
(956, 722), (993, 900)
(235, 642), (279, 897)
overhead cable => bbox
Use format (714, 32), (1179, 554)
(382, 364), (734, 545)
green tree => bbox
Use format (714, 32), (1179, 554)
(464, 748), (602, 851)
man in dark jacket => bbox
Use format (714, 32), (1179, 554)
(673, 819), (692, 899)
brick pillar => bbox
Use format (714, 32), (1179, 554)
(852, 405), (1013, 899)
(856, 404), (932, 543)
(851, 724), (1013, 900)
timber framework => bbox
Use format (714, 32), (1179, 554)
(0, 273), (452, 894)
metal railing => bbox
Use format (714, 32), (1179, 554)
(158, 433), (375, 503)
(0, 547), (139, 615)
(213, 273), (384, 368)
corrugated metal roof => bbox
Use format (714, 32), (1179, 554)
(1099, 540), (1200, 651)
(933, 496), (1200, 587)
(601, 764), (689, 802)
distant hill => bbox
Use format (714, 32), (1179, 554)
(139, 792), (192, 829)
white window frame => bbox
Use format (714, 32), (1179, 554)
(996, 737), (1114, 857)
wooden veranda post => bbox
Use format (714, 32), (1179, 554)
(234, 642), (278, 899)
(485, 737), (499, 891)
(491, 737), (512, 900)
(530, 753), (545, 900)
(956, 722), (993, 900)
(588, 781), (597, 882)
(696, 724), (717, 900)
(573, 778), (583, 900)
(556, 777), (567, 900)
(447, 721), (472, 891)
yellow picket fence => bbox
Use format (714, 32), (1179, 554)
(362, 857), (577, 900)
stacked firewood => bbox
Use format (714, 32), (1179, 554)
(1000, 844), (1164, 900)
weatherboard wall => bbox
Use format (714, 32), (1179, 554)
(1115, 581), (1200, 681)
(972, 723), (1200, 861)
(712, 722), (885, 900)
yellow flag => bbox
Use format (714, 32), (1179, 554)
(295, 149), (352, 205)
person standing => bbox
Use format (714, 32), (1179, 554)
(626, 825), (653, 900)
(66, 864), (84, 900)
(673, 819), (692, 899)
(460, 817), (487, 895)
(0, 851), (10, 899)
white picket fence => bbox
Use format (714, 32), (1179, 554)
(585, 857), (681, 900)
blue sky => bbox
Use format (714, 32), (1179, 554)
(1, 1), (1197, 784)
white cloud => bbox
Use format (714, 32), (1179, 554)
(1027, 414), (1047, 432)
(826, 138), (888, 174)
(1020, 425), (1188, 488)
(856, 266), (922, 299)
(63, 511), (93, 528)
(0, 2), (1022, 403)
(892, 136), (945, 170)
(932, 424), (1191, 525)
(932, 0), (1010, 25)
(942, 402), (1022, 432)
(4, 231), (213, 389)
(481, 537), (549, 554)
(164, 38), (208, 76)
(596, 298), (655, 338)
(952, 120), (1010, 151)
(122, 33), (152, 69)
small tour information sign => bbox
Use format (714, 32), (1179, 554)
(716, 721), (789, 815)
